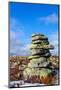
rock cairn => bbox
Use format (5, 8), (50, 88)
(23, 33), (57, 84)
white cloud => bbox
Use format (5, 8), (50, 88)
(38, 13), (58, 24)
(10, 18), (25, 39)
(48, 32), (58, 56)
(10, 18), (30, 56)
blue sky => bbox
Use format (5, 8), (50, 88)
(9, 2), (59, 56)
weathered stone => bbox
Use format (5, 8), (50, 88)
(23, 33), (56, 85)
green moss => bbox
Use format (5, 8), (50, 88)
(39, 68), (52, 79)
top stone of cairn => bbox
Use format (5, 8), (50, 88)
(32, 33), (48, 40)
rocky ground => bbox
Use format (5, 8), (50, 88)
(9, 56), (59, 87)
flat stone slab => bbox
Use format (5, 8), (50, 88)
(30, 44), (54, 49)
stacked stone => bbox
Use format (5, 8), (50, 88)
(28, 33), (53, 68)
(23, 33), (57, 84)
